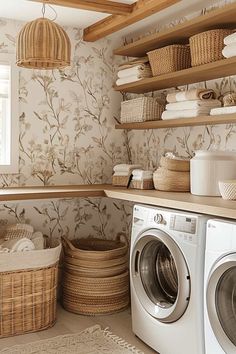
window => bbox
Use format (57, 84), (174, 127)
(0, 53), (18, 173)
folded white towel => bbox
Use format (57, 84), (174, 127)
(117, 65), (152, 79)
(132, 169), (153, 180)
(113, 164), (142, 173)
(31, 232), (44, 250)
(210, 106), (236, 115)
(224, 32), (236, 46)
(113, 171), (130, 177)
(2, 237), (35, 252)
(222, 43), (236, 58)
(116, 76), (141, 86)
(166, 99), (221, 111)
(162, 108), (211, 120)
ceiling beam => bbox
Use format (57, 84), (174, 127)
(30, 0), (134, 16)
(83, 0), (181, 42)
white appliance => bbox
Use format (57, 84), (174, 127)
(130, 205), (208, 354)
(190, 150), (236, 196)
(204, 219), (236, 354)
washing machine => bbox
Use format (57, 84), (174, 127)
(130, 205), (209, 354)
(204, 218), (236, 354)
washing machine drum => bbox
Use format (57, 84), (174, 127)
(131, 229), (190, 323)
(207, 254), (236, 354)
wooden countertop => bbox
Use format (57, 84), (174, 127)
(0, 185), (235, 220)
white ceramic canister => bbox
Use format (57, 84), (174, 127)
(190, 150), (236, 196)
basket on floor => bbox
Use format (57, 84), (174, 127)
(147, 44), (191, 76)
(61, 235), (130, 315)
(189, 29), (233, 66)
(120, 97), (164, 123)
(0, 243), (61, 338)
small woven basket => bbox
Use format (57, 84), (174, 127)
(130, 179), (154, 190)
(2, 223), (34, 240)
(160, 156), (190, 172)
(153, 168), (190, 192)
(112, 175), (131, 187)
(147, 44), (191, 76)
(120, 97), (164, 123)
(189, 29), (233, 66)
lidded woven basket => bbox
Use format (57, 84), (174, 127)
(16, 17), (71, 69)
(189, 29), (233, 66)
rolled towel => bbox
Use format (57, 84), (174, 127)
(132, 169), (153, 180)
(2, 237), (35, 252)
(166, 99), (221, 111)
(222, 43), (236, 58)
(119, 57), (149, 70)
(113, 164), (142, 173)
(210, 106), (236, 115)
(117, 64), (152, 79)
(224, 32), (236, 46)
(162, 108), (212, 120)
(31, 231), (44, 250)
(116, 76), (142, 86)
(167, 89), (216, 103)
(0, 245), (10, 253)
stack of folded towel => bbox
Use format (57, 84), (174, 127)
(116, 57), (152, 86)
(131, 169), (154, 190)
(222, 32), (236, 58)
(162, 89), (221, 120)
(210, 91), (236, 115)
(112, 164), (142, 186)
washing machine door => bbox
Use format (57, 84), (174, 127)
(207, 253), (236, 354)
(131, 229), (190, 323)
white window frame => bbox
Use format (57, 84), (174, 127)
(0, 53), (19, 174)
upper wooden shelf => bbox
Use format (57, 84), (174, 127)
(114, 2), (236, 57)
(115, 113), (236, 130)
(114, 57), (236, 93)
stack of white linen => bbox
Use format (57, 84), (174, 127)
(116, 57), (152, 86)
(222, 32), (236, 58)
(132, 169), (153, 181)
(113, 164), (142, 178)
(162, 89), (221, 120)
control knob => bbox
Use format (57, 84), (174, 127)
(154, 213), (164, 224)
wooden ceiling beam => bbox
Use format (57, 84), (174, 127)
(83, 0), (181, 41)
(30, 0), (134, 16)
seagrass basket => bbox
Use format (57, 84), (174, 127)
(147, 44), (191, 76)
(120, 97), (164, 123)
(189, 29), (233, 66)
(112, 175), (131, 187)
(61, 235), (130, 315)
(0, 243), (61, 338)
(153, 167), (190, 192)
(160, 156), (190, 172)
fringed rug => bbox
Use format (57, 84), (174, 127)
(0, 325), (144, 354)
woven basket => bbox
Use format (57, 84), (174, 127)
(147, 44), (191, 76)
(0, 263), (58, 338)
(153, 168), (190, 192)
(2, 223), (34, 240)
(160, 156), (190, 172)
(61, 235), (129, 315)
(112, 175), (131, 187)
(120, 97), (164, 123)
(130, 179), (154, 190)
(189, 29), (233, 66)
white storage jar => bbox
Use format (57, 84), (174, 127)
(190, 150), (236, 196)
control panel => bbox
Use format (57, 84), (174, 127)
(170, 214), (196, 234)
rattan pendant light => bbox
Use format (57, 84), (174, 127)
(16, 4), (71, 69)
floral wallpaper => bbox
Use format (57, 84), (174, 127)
(0, 17), (132, 243)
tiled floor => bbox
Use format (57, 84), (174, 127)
(0, 305), (156, 353)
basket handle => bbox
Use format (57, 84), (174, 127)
(116, 232), (129, 247)
(61, 236), (77, 251)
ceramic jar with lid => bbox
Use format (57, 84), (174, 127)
(190, 150), (236, 196)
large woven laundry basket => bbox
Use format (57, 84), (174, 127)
(62, 235), (130, 315)
(0, 243), (61, 338)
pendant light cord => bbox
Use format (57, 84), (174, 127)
(41, 2), (57, 21)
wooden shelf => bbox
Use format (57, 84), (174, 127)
(114, 57), (236, 93)
(115, 113), (236, 130)
(114, 2), (236, 57)
(0, 184), (106, 201)
(104, 188), (236, 220)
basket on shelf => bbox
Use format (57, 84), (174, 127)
(2, 223), (34, 240)
(130, 179), (154, 190)
(0, 243), (61, 338)
(147, 44), (191, 76)
(153, 167), (190, 192)
(120, 97), (164, 123)
(112, 175), (131, 187)
(189, 29), (233, 66)
(61, 235), (130, 316)
(160, 156), (190, 172)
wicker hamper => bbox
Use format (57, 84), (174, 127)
(147, 44), (191, 76)
(189, 29), (233, 66)
(120, 97), (164, 123)
(0, 243), (61, 338)
(61, 235), (130, 315)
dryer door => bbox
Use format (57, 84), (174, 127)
(131, 229), (190, 323)
(207, 254), (236, 354)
